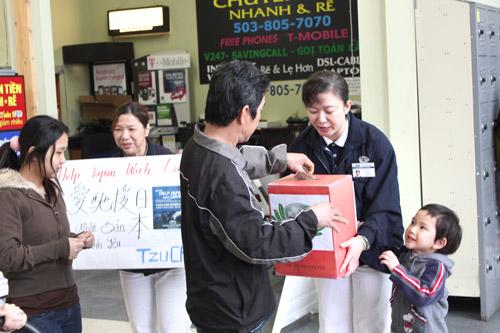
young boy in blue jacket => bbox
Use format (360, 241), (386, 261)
(380, 204), (462, 333)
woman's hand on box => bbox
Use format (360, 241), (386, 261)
(339, 236), (364, 277)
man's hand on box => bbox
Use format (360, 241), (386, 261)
(310, 203), (348, 232)
(339, 236), (364, 277)
(286, 153), (314, 174)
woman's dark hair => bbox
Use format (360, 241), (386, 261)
(302, 70), (349, 107)
(421, 203), (462, 255)
(0, 115), (69, 203)
(112, 102), (149, 130)
(205, 60), (270, 127)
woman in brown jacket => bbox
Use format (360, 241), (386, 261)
(0, 115), (94, 333)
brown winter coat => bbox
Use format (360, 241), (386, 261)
(0, 168), (73, 298)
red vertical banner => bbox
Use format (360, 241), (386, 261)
(0, 76), (27, 132)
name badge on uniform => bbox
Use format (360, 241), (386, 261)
(352, 162), (375, 178)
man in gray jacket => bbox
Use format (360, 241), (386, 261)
(180, 60), (348, 333)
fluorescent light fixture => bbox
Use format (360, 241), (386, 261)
(108, 6), (169, 36)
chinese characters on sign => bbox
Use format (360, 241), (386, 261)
(58, 154), (184, 270)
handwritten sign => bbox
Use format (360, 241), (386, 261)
(195, 0), (359, 86)
(0, 76), (27, 132)
(58, 155), (183, 269)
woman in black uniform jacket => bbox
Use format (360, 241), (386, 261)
(288, 71), (404, 333)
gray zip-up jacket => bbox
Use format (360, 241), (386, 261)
(180, 126), (319, 332)
(390, 248), (454, 333)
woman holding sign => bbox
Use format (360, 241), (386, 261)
(111, 102), (191, 333)
(0, 115), (94, 333)
(288, 71), (404, 333)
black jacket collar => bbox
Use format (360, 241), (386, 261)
(303, 112), (366, 152)
(301, 112), (367, 173)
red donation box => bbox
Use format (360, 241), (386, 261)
(268, 174), (357, 279)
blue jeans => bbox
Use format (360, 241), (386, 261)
(17, 303), (82, 333)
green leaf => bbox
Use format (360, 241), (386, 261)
(279, 204), (286, 219)
(316, 227), (325, 236)
(273, 209), (281, 221)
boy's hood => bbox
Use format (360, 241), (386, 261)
(415, 252), (454, 275)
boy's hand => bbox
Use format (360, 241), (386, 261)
(379, 250), (400, 272)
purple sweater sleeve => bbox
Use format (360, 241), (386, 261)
(390, 260), (447, 306)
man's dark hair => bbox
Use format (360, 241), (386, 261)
(205, 60), (270, 126)
(302, 70), (349, 107)
(421, 203), (462, 254)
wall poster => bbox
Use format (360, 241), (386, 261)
(92, 63), (127, 96)
(196, 0), (359, 92)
